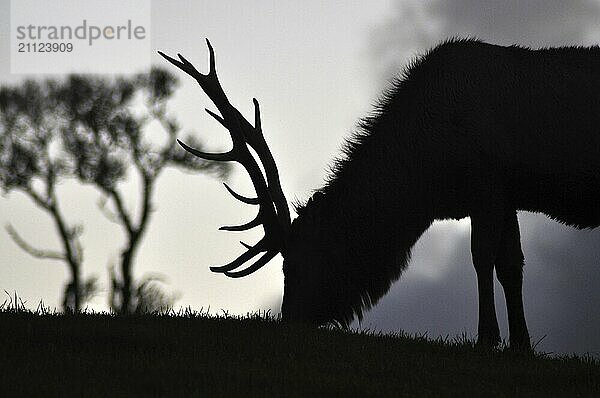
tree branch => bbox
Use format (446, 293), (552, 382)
(154, 111), (179, 171)
(24, 186), (50, 210)
(74, 235), (84, 264)
(97, 196), (121, 225)
(5, 223), (65, 261)
(46, 195), (78, 269)
(107, 187), (134, 235)
(137, 174), (154, 237)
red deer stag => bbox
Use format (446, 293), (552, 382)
(159, 38), (600, 349)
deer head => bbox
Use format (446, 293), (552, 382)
(160, 40), (359, 327)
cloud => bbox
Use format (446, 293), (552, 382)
(371, 0), (600, 82)
(430, 0), (600, 45)
(361, 0), (600, 355)
(360, 214), (600, 355)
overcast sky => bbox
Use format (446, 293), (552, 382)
(1, 0), (599, 356)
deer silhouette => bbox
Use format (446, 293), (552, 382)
(160, 38), (600, 349)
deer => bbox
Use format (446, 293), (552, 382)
(159, 38), (600, 350)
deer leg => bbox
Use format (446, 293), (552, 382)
(471, 209), (503, 347)
(495, 210), (531, 350)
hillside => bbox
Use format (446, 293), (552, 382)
(0, 309), (598, 397)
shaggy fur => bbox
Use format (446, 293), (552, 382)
(282, 38), (600, 330)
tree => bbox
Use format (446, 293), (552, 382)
(0, 79), (93, 311)
(0, 69), (229, 313)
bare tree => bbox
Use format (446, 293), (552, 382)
(0, 69), (229, 313)
(0, 80), (95, 311)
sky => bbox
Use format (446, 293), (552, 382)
(1, 0), (599, 356)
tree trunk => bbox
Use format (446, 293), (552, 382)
(119, 248), (134, 314)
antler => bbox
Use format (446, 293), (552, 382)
(158, 39), (290, 278)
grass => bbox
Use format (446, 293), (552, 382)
(0, 302), (598, 397)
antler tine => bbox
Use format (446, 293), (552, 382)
(239, 241), (252, 249)
(253, 98), (262, 132)
(242, 99), (291, 235)
(157, 51), (203, 81)
(206, 38), (216, 76)
(194, 38), (228, 111)
(223, 183), (259, 205)
(177, 139), (235, 161)
(205, 108), (227, 129)
(219, 212), (262, 232)
(209, 238), (268, 273)
(223, 251), (278, 278)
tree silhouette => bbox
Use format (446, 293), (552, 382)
(0, 69), (229, 313)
